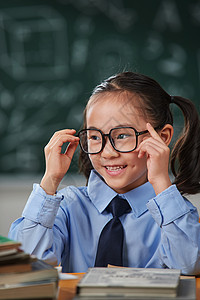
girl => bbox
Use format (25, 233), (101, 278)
(9, 72), (200, 274)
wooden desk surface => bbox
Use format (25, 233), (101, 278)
(58, 274), (200, 300)
(58, 273), (84, 300)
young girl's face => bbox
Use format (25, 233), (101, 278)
(86, 93), (149, 194)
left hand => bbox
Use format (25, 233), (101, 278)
(137, 123), (172, 195)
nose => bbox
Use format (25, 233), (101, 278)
(101, 137), (119, 158)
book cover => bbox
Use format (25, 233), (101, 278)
(0, 280), (58, 299)
(75, 278), (196, 300)
(77, 267), (181, 298)
(0, 236), (36, 273)
(0, 262), (32, 274)
(0, 259), (58, 285)
(0, 236), (21, 251)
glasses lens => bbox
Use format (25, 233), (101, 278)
(79, 129), (102, 154)
(111, 128), (136, 152)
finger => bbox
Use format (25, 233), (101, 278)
(48, 129), (77, 146)
(138, 146), (160, 159)
(51, 135), (79, 150)
(53, 128), (76, 136)
(146, 123), (163, 142)
(64, 140), (79, 161)
(137, 137), (164, 155)
(138, 136), (167, 151)
(46, 134), (79, 154)
(138, 140), (167, 159)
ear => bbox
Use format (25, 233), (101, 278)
(159, 124), (174, 146)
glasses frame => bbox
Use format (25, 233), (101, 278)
(78, 126), (151, 154)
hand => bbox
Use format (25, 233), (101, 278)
(137, 123), (172, 195)
(40, 129), (79, 195)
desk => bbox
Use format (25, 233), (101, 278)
(58, 273), (84, 300)
(58, 274), (200, 300)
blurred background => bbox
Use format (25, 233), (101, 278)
(0, 0), (200, 236)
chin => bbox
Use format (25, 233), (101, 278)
(104, 179), (127, 194)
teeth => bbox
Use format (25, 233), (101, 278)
(106, 166), (125, 171)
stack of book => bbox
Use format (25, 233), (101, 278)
(0, 235), (58, 299)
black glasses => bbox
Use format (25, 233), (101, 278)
(78, 126), (150, 154)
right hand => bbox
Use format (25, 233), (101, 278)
(40, 129), (79, 195)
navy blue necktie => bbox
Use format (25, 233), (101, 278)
(94, 196), (131, 267)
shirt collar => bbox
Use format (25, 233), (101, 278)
(87, 170), (156, 217)
(122, 182), (156, 217)
(88, 170), (117, 213)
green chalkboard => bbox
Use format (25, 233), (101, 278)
(0, 0), (199, 174)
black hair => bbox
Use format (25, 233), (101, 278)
(79, 71), (200, 195)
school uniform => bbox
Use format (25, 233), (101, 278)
(9, 170), (200, 274)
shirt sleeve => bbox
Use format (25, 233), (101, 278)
(146, 185), (191, 227)
(22, 184), (63, 228)
(147, 185), (200, 275)
(8, 184), (66, 265)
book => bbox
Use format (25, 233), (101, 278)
(75, 278), (196, 300)
(0, 259), (59, 285)
(76, 267), (181, 298)
(0, 248), (18, 257)
(0, 236), (36, 274)
(0, 280), (58, 299)
(0, 236), (21, 251)
(0, 250), (34, 266)
(0, 262), (32, 274)
(0, 259), (59, 299)
(0, 236), (59, 299)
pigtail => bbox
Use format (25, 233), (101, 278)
(170, 96), (200, 195)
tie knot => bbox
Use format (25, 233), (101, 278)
(106, 196), (131, 218)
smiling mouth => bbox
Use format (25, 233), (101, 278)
(105, 165), (127, 171)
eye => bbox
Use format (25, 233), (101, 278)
(89, 135), (101, 141)
(117, 133), (130, 139)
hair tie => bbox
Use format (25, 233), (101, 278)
(170, 96), (174, 103)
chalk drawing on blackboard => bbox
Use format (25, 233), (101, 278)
(71, 39), (89, 71)
(190, 2), (200, 25)
(0, 84), (14, 110)
(0, 5), (68, 81)
(143, 32), (164, 60)
(71, 16), (94, 71)
(153, 0), (182, 32)
(91, 0), (136, 31)
(59, 0), (136, 31)
(14, 80), (83, 107)
(157, 44), (186, 77)
(92, 38), (134, 81)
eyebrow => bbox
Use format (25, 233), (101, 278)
(115, 123), (134, 127)
(87, 124), (135, 130)
(87, 126), (99, 130)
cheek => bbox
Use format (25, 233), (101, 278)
(127, 152), (147, 167)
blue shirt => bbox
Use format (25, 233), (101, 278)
(9, 170), (200, 274)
